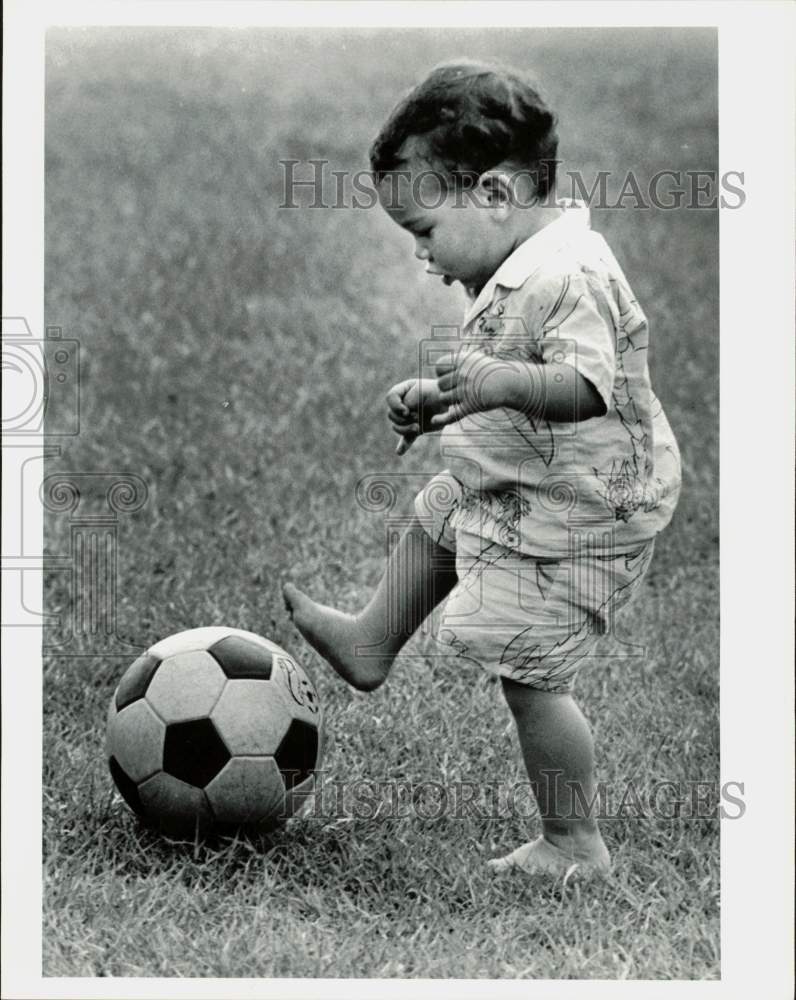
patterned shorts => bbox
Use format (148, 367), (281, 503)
(414, 475), (655, 692)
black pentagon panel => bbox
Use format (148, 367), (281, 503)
(115, 652), (161, 710)
(109, 755), (144, 815)
(208, 635), (273, 680)
(163, 718), (230, 787)
(274, 718), (318, 789)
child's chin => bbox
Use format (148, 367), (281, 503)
(442, 275), (455, 286)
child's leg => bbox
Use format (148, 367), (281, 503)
(283, 514), (457, 692)
(490, 678), (610, 873)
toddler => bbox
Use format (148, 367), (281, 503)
(284, 61), (681, 875)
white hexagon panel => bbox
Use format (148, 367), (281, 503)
(107, 698), (166, 783)
(205, 756), (286, 826)
(271, 653), (322, 728)
(210, 679), (292, 756)
(145, 650), (227, 723)
(148, 626), (286, 661)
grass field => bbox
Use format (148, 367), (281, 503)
(43, 27), (719, 979)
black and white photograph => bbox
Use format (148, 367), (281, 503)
(2, 1), (793, 995)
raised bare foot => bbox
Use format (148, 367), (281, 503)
(282, 582), (392, 692)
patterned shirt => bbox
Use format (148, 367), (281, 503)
(438, 200), (682, 557)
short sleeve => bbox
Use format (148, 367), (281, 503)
(535, 269), (617, 409)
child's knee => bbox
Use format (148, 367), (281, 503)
(500, 676), (566, 718)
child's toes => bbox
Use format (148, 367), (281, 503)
(487, 837), (558, 874)
(487, 835), (610, 876)
(282, 582), (305, 618)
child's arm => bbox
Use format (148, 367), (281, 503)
(386, 378), (447, 455)
(430, 349), (606, 427)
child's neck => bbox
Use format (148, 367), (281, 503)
(466, 203), (565, 299)
(505, 202), (564, 257)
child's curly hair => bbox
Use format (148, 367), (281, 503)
(369, 60), (559, 197)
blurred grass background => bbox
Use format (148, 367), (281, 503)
(43, 27), (718, 978)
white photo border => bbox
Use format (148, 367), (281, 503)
(3, 1), (794, 997)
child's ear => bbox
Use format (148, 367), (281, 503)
(479, 170), (514, 217)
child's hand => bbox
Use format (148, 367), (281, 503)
(385, 378), (443, 455)
(431, 348), (519, 428)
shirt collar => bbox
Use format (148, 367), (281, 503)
(462, 199), (592, 329)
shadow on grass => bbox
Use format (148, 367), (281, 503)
(100, 809), (617, 910)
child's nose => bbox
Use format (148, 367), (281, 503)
(414, 242), (430, 261)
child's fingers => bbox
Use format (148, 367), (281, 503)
(434, 352), (458, 378)
(387, 409), (415, 427)
(386, 398), (410, 418)
(437, 387), (459, 407)
(391, 421), (419, 436)
(435, 371), (458, 393)
(430, 404), (465, 428)
(385, 383), (412, 417)
(396, 433), (416, 455)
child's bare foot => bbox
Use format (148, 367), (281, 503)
(282, 582), (393, 692)
(487, 834), (611, 876)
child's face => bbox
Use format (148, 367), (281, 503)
(377, 151), (514, 294)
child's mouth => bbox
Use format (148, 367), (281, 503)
(425, 265), (454, 286)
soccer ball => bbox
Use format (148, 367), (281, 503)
(106, 627), (322, 838)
